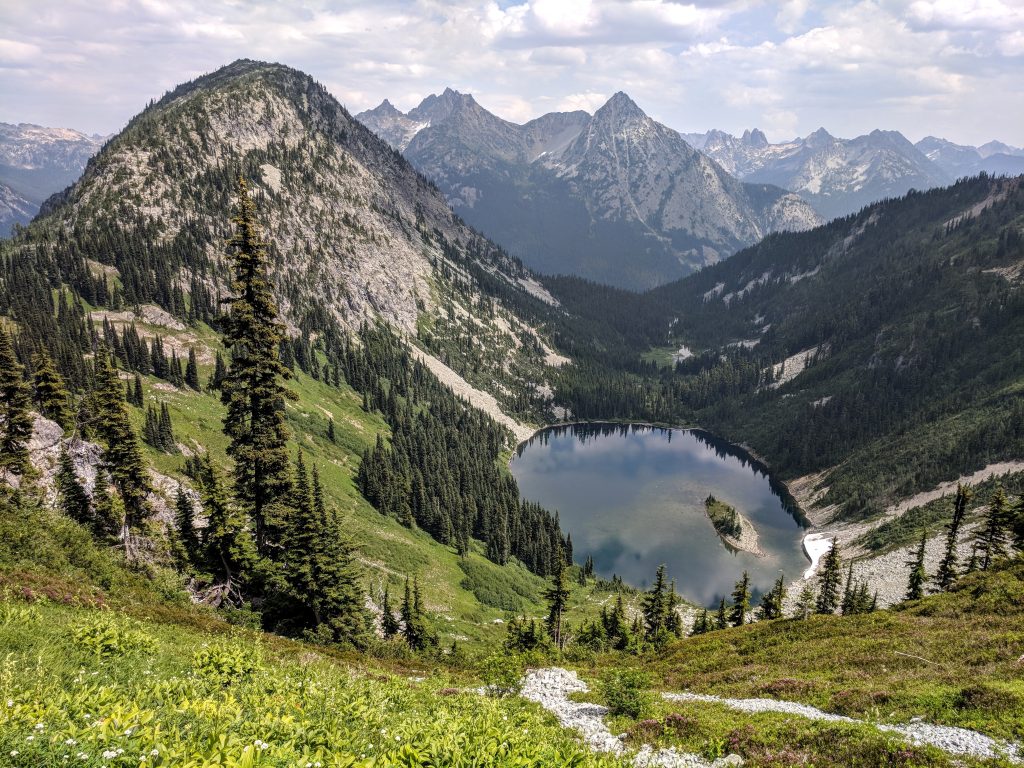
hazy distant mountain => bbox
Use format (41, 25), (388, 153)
(0, 122), (104, 234)
(917, 136), (1024, 179)
(698, 127), (952, 220)
(358, 91), (819, 289)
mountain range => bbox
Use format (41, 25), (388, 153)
(2, 58), (1024, 766)
(0, 122), (105, 234)
(358, 90), (821, 290)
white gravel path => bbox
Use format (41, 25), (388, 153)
(663, 692), (1021, 764)
(520, 668), (741, 767)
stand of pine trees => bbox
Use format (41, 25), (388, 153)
(348, 325), (567, 577)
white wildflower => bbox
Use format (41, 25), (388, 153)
(102, 750), (118, 759)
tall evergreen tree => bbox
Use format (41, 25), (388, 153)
(32, 346), (71, 429)
(184, 347), (201, 390)
(691, 608), (710, 635)
(129, 373), (144, 408)
(55, 446), (91, 526)
(0, 326), (34, 482)
(400, 576), (432, 650)
(90, 479), (125, 542)
(175, 484), (200, 560)
(975, 485), (1010, 570)
(715, 597), (728, 630)
(759, 573), (786, 620)
(308, 466), (369, 646)
(935, 483), (971, 591)
(93, 347), (151, 540)
(730, 571), (751, 627)
(220, 178), (293, 553)
(200, 455), (256, 604)
(905, 530), (928, 601)
(209, 352), (227, 391)
(380, 586), (400, 638)
(815, 539), (842, 614)
(158, 403), (176, 453)
(544, 549), (571, 650)
(642, 564), (671, 642)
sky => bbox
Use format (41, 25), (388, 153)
(1, 0), (1023, 146)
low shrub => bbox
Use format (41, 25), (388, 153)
(192, 639), (261, 684)
(479, 652), (524, 697)
(597, 669), (653, 719)
(69, 614), (156, 658)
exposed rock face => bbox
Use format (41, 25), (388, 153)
(19, 60), (555, 424)
(358, 90), (820, 290)
(26, 413), (199, 530)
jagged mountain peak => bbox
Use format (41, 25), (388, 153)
(804, 127), (836, 147)
(408, 87), (482, 124)
(594, 91), (648, 123)
(741, 128), (768, 148)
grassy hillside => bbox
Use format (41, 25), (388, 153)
(593, 560), (1024, 744)
(0, 596), (624, 767)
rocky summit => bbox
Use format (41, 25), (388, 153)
(359, 90), (820, 289)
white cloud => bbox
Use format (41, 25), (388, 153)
(0, 0), (1019, 147)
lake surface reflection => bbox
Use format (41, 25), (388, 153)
(510, 423), (808, 607)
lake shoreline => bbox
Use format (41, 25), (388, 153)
(510, 422), (812, 601)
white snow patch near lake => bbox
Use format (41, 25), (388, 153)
(801, 533), (833, 579)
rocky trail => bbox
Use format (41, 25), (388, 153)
(522, 668), (1022, 766)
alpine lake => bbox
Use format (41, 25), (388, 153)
(509, 423), (809, 607)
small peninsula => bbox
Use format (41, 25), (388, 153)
(704, 495), (764, 556)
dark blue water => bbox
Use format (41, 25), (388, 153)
(510, 423), (807, 607)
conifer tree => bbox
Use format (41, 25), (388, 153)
(905, 530), (928, 601)
(129, 373), (144, 408)
(0, 326), (34, 482)
(90, 479), (125, 541)
(692, 608), (710, 635)
(158, 403), (176, 453)
(544, 549), (571, 650)
(794, 582), (816, 620)
(815, 539), (842, 614)
(606, 593), (630, 650)
(209, 352), (226, 390)
(175, 484), (199, 559)
(380, 586), (400, 638)
(1013, 497), (1024, 555)
(200, 455), (256, 604)
(715, 598), (728, 630)
(935, 484), (971, 591)
(840, 563), (857, 615)
(308, 466), (369, 646)
(730, 571), (750, 627)
(965, 544), (979, 574)
(184, 347), (200, 390)
(93, 348), (151, 539)
(759, 573), (786, 620)
(55, 446), (90, 526)
(401, 576), (431, 650)
(32, 346), (71, 429)
(326, 418), (335, 443)
(976, 485), (1010, 570)
(665, 579), (683, 637)
(220, 178), (293, 553)
(642, 564), (670, 642)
